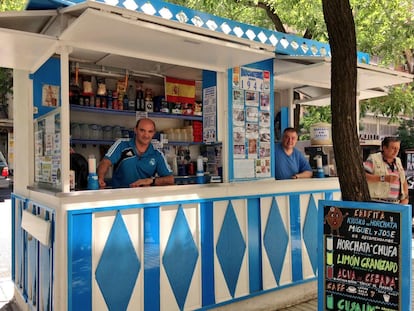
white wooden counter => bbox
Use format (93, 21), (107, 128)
(12, 178), (341, 311)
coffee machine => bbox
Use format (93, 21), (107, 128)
(305, 146), (336, 177)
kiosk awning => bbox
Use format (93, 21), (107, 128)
(0, 2), (274, 76)
(0, 28), (57, 71)
(274, 56), (413, 106)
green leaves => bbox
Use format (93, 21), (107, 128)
(0, 0), (26, 12)
(299, 105), (332, 140)
(360, 83), (414, 123)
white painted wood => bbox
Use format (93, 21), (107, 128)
(0, 28), (57, 72)
(21, 209), (52, 247)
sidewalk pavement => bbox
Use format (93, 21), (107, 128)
(0, 198), (413, 310)
(0, 199), (13, 309)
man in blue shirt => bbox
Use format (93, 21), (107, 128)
(97, 118), (174, 188)
(275, 127), (313, 180)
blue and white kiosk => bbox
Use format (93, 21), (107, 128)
(0, 1), (412, 310)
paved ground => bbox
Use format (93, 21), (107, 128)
(0, 194), (412, 310)
(0, 199), (13, 309)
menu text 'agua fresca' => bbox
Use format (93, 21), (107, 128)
(323, 206), (400, 311)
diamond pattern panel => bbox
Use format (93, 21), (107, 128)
(216, 202), (246, 297)
(303, 194), (318, 274)
(163, 206), (199, 310)
(95, 211), (140, 311)
(263, 198), (289, 285)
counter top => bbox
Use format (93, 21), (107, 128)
(25, 177), (341, 211)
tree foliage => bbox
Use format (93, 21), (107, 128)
(0, 0), (26, 12)
(360, 84), (414, 122)
(396, 119), (414, 151)
(167, 0), (414, 121)
(299, 106), (331, 140)
(0, 0), (26, 109)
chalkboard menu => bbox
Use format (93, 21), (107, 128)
(318, 200), (412, 311)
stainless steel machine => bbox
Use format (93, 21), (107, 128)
(305, 145), (336, 177)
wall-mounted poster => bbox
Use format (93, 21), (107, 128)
(42, 84), (59, 107)
(240, 67), (264, 91)
(203, 86), (217, 143)
(230, 66), (272, 180)
(318, 200), (412, 311)
(34, 108), (62, 189)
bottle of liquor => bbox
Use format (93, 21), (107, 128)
(135, 81), (145, 111)
(123, 93), (129, 110)
(127, 84), (136, 111)
(69, 73), (81, 105)
(145, 88), (153, 112)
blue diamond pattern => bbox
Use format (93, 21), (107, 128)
(263, 198), (289, 285)
(303, 194), (318, 274)
(216, 202), (246, 297)
(95, 212), (140, 311)
(163, 206), (199, 310)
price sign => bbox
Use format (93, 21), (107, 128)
(318, 200), (411, 311)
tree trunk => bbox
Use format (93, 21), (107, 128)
(322, 0), (371, 202)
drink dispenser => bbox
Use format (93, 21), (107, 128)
(305, 146), (328, 177)
(87, 154), (99, 190)
(314, 155), (324, 178)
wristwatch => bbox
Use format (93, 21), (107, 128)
(151, 176), (156, 186)
(380, 175), (385, 182)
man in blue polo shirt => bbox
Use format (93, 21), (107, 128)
(275, 127), (313, 180)
(97, 118), (174, 188)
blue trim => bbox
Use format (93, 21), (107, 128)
(67, 212), (92, 311)
(289, 194), (303, 281)
(26, 0), (69, 9)
(11, 195), (16, 282)
(324, 191), (334, 200)
(144, 207), (160, 311)
(32, 57), (61, 119)
(227, 67), (234, 180)
(247, 198), (262, 293)
(201, 201), (215, 306)
(26, 204), (38, 308)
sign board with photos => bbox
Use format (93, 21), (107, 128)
(231, 66), (272, 180)
(318, 200), (412, 311)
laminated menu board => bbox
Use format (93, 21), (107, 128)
(318, 200), (412, 311)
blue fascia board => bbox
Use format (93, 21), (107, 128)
(26, 0), (76, 10)
(25, 0), (370, 63)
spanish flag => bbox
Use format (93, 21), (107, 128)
(165, 76), (196, 104)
